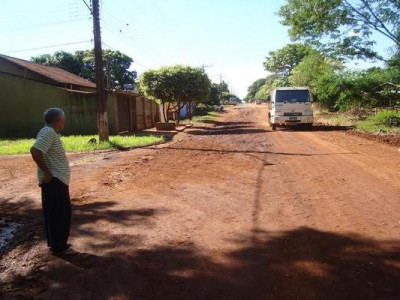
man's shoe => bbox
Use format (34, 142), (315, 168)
(51, 244), (74, 255)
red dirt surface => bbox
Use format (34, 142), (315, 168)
(1, 104), (400, 299)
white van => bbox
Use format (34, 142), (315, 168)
(268, 87), (313, 130)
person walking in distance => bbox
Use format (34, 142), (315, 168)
(30, 108), (72, 254)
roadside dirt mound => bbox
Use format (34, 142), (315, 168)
(345, 130), (400, 147)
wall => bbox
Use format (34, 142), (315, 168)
(0, 73), (117, 137)
(114, 92), (159, 133)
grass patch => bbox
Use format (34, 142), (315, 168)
(356, 117), (400, 134)
(0, 135), (164, 155)
(191, 111), (221, 123)
(374, 110), (400, 126)
(316, 109), (400, 134)
(315, 113), (357, 127)
(0, 138), (36, 155)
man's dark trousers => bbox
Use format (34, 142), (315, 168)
(41, 177), (71, 252)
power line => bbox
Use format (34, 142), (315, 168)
(102, 41), (118, 51)
(0, 5), (83, 20)
(4, 40), (93, 54)
(102, 11), (140, 42)
(81, 0), (92, 14)
(0, 18), (90, 33)
(102, 40), (150, 69)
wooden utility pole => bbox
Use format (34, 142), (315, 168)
(92, 0), (109, 141)
(201, 64), (213, 73)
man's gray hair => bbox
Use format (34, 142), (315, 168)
(44, 108), (65, 124)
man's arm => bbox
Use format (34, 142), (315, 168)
(30, 147), (53, 183)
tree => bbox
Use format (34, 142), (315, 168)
(221, 92), (237, 102)
(314, 67), (400, 110)
(32, 51), (84, 76)
(218, 81), (229, 94)
(289, 52), (342, 87)
(263, 73), (289, 90)
(32, 49), (137, 90)
(204, 80), (230, 106)
(245, 78), (266, 102)
(278, 0), (400, 60)
(255, 85), (269, 101)
(206, 83), (222, 106)
(264, 43), (316, 80)
(140, 65), (211, 122)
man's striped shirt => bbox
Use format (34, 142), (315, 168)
(32, 126), (70, 185)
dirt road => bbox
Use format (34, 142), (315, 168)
(1, 104), (400, 299)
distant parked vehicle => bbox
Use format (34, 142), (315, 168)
(228, 97), (240, 105)
(268, 87), (313, 130)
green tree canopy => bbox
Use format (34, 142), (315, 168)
(245, 78), (266, 102)
(263, 73), (291, 90)
(255, 85), (269, 101)
(289, 52), (342, 87)
(221, 92), (237, 101)
(207, 83), (221, 106)
(205, 81), (230, 105)
(264, 43), (316, 79)
(278, 0), (400, 60)
(314, 67), (400, 110)
(31, 49), (137, 90)
(139, 65), (211, 122)
(206, 81), (230, 106)
(32, 51), (83, 75)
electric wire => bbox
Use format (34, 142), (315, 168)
(4, 40), (93, 54)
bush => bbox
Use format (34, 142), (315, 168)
(314, 67), (400, 111)
(194, 104), (216, 116)
(374, 110), (400, 126)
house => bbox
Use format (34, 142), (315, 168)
(0, 54), (159, 137)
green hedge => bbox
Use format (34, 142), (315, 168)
(374, 110), (400, 126)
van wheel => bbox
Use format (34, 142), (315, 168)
(272, 124), (277, 131)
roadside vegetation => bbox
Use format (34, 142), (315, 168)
(244, 0), (400, 137)
(191, 111), (221, 123)
(0, 135), (164, 155)
(315, 109), (400, 134)
(140, 65), (239, 124)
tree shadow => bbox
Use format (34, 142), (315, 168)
(1, 195), (170, 298)
(0, 197), (166, 255)
(0, 197), (42, 256)
(4, 227), (399, 299)
(187, 128), (269, 136)
(198, 120), (253, 126)
(311, 125), (354, 131)
(2, 194), (400, 299)
(72, 200), (161, 229)
(186, 119), (268, 135)
(277, 125), (353, 132)
(145, 145), (356, 158)
(191, 125), (254, 131)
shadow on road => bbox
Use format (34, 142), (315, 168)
(276, 125), (353, 132)
(185, 120), (265, 136)
(146, 146), (356, 157)
(187, 128), (269, 136)
(4, 226), (399, 299)
(0, 197), (41, 256)
(2, 192), (400, 298)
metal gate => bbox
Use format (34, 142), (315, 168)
(116, 94), (131, 133)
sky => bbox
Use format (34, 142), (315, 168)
(0, 0), (396, 99)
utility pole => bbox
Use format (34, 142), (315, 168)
(201, 64), (213, 73)
(216, 73), (223, 84)
(92, 0), (109, 141)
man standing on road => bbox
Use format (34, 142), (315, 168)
(30, 108), (72, 254)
